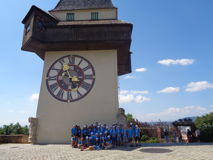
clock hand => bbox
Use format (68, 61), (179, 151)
(62, 64), (79, 91)
(62, 64), (72, 79)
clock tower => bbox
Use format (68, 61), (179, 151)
(22, 0), (132, 144)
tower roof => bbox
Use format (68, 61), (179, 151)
(51, 0), (116, 11)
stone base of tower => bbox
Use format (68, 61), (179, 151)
(35, 50), (119, 144)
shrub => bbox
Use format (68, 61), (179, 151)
(142, 137), (160, 143)
(141, 135), (150, 142)
(145, 137), (160, 143)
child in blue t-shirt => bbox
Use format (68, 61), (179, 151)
(104, 136), (113, 149)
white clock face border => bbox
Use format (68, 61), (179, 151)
(46, 55), (96, 102)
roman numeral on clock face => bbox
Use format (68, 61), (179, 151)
(49, 83), (58, 93)
(67, 91), (72, 101)
(82, 65), (90, 72)
(51, 68), (61, 72)
(77, 90), (82, 98)
(56, 89), (64, 99)
(84, 75), (94, 80)
(48, 75), (57, 81)
(81, 81), (91, 91)
(69, 56), (75, 65)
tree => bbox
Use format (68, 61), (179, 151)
(195, 112), (213, 142)
(0, 123), (29, 135)
(195, 112), (213, 128)
(126, 113), (134, 123)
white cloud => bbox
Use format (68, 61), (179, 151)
(119, 90), (151, 104)
(119, 90), (129, 94)
(135, 68), (147, 72)
(135, 106), (211, 122)
(124, 75), (136, 79)
(30, 93), (39, 102)
(185, 81), (213, 92)
(158, 59), (194, 66)
(158, 87), (180, 93)
(131, 90), (149, 94)
(119, 94), (151, 104)
(134, 95), (151, 103)
(119, 90), (149, 95)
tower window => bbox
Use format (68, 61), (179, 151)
(91, 12), (99, 20)
(66, 13), (75, 21)
(25, 24), (31, 34)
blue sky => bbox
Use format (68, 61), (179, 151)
(0, 0), (213, 125)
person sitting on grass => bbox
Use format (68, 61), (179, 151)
(104, 136), (113, 149)
(78, 137), (85, 149)
(71, 136), (78, 148)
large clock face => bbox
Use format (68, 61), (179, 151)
(46, 55), (96, 102)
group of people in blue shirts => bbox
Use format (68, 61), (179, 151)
(71, 122), (141, 151)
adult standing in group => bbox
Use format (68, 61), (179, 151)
(164, 129), (169, 143)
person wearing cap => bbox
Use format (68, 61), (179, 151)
(112, 126), (117, 146)
(135, 125), (141, 146)
(116, 125), (122, 146)
(100, 136), (105, 149)
(128, 126), (134, 147)
(82, 125), (88, 138)
(123, 126), (129, 145)
(95, 136), (101, 150)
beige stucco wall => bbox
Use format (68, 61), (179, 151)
(50, 8), (117, 21)
(36, 50), (119, 144)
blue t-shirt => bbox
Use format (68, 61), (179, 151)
(112, 128), (117, 137)
(72, 137), (77, 142)
(123, 129), (128, 137)
(117, 128), (121, 136)
(132, 125), (136, 136)
(100, 137), (105, 143)
(82, 128), (88, 135)
(106, 139), (112, 144)
(71, 128), (77, 136)
(128, 129), (133, 138)
(136, 128), (140, 137)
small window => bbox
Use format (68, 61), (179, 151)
(66, 13), (75, 21)
(91, 12), (99, 20)
(25, 24), (31, 34)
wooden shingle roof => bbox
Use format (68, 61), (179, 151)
(51, 0), (116, 11)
